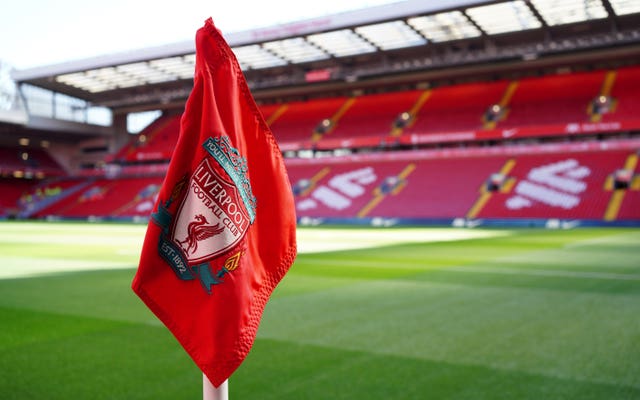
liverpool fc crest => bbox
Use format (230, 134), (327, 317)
(151, 135), (256, 294)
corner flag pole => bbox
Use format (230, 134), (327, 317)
(203, 374), (228, 400)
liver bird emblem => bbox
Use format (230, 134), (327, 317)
(178, 214), (225, 256)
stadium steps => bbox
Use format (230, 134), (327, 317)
(357, 163), (417, 217)
(390, 90), (431, 137)
(603, 153), (638, 221)
(483, 81), (519, 130)
(265, 104), (289, 125)
(466, 159), (516, 219)
(311, 98), (356, 143)
(588, 70), (617, 123)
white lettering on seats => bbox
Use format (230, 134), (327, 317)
(296, 167), (377, 211)
(506, 159), (591, 210)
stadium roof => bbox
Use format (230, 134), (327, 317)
(11, 0), (640, 111)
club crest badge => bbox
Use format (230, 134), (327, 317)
(151, 135), (257, 294)
(171, 157), (252, 263)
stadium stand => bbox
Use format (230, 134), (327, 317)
(4, 1), (640, 226)
(16, 178), (89, 217)
(286, 144), (638, 222)
(404, 80), (510, 136)
(4, 66), (639, 224)
(57, 67), (640, 161)
(474, 150), (630, 220)
(0, 178), (37, 217)
(264, 97), (348, 148)
(289, 153), (505, 219)
(109, 114), (181, 163)
(0, 146), (65, 177)
(258, 68), (640, 152)
(33, 177), (162, 219)
(261, 96), (388, 150)
(499, 70), (607, 128)
(319, 90), (424, 142)
(0, 146), (67, 217)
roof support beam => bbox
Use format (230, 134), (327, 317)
(601, 0), (621, 33)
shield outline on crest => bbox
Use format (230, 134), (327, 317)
(170, 158), (251, 264)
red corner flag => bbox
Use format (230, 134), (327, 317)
(132, 18), (297, 387)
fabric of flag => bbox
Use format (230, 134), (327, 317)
(132, 18), (297, 387)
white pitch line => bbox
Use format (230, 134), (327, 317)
(0, 257), (134, 279)
(296, 228), (511, 254)
(445, 266), (640, 281)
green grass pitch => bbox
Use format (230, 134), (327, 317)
(0, 221), (639, 399)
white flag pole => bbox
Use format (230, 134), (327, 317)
(203, 373), (228, 400)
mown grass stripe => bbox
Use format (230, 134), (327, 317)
(445, 265), (640, 281)
(258, 278), (640, 388)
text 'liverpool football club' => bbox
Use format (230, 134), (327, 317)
(192, 159), (249, 238)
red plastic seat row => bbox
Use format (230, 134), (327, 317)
(286, 148), (637, 220)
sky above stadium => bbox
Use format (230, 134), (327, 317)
(1, 0), (398, 70)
